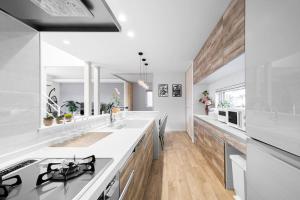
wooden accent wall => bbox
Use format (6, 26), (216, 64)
(193, 0), (245, 84)
(124, 81), (133, 111)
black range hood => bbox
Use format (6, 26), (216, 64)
(0, 0), (121, 32)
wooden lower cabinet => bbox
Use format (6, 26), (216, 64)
(194, 118), (225, 185)
(119, 122), (154, 200)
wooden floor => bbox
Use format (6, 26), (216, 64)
(143, 132), (234, 200)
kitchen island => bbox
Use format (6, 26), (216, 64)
(0, 112), (160, 200)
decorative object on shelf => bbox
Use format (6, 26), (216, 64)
(112, 88), (121, 107)
(43, 114), (54, 126)
(61, 101), (80, 114)
(64, 113), (73, 122)
(199, 90), (212, 115)
(158, 84), (168, 97)
(55, 115), (64, 124)
(172, 84), (182, 97)
(46, 87), (58, 114)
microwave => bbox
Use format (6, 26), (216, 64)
(227, 108), (246, 131)
(217, 109), (227, 123)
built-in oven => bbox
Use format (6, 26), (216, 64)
(227, 108), (246, 131)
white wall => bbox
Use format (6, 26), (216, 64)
(153, 72), (186, 131)
(0, 11), (40, 138)
(132, 83), (153, 111)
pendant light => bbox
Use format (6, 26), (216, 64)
(137, 52), (145, 87)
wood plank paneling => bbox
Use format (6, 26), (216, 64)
(193, 0), (245, 85)
(194, 117), (225, 185)
(223, 0), (245, 65)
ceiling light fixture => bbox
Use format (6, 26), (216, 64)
(137, 52), (149, 90)
(127, 30), (135, 38)
(63, 40), (70, 45)
(118, 14), (127, 22)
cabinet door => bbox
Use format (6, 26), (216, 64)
(206, 18), (224, 74)
(206, 127), (225, 185)
(223, 0), (245, 65)
(119, 152), (135, 193)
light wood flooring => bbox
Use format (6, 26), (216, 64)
(143, 132), (234, 200)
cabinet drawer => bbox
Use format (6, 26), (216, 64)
(119, 152), (135, 193)
(119, 171), (134, 200)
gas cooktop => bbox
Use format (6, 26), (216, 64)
(0, 155), (112, 200)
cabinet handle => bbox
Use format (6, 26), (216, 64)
(119, 170), (134, 200)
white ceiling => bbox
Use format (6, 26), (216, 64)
(41, 0), (230, 74)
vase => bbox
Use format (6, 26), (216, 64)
(205, 105), (209, 115)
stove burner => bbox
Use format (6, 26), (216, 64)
(0, 175), (22, 198)
(36, 155), (96, 186)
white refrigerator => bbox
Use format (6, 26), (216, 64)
(246, 0), (300, 199)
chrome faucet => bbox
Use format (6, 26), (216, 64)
(108, 103), (115, 123)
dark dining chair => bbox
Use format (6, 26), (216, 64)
(159, 114), (168, 150)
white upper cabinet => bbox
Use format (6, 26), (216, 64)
(246, 0), (300, 155)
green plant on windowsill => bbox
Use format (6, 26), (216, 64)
(55, 115), (64, 124)
(61, 101), (80, 114)
(64, 113), (73, 122)
(43, 114), (54, 126)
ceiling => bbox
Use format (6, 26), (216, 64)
(41, 0), (230, 74)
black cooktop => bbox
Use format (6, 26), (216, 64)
(0, 157), (112, 200)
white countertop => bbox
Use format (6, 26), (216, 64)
(0, 116), (157, 200)
(194, 114), (249, 143)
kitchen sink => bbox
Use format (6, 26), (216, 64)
(50, 132), (112, 147)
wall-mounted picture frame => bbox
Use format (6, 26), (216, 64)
(158, 84), (168, 97)
(172, 84), (182, 97)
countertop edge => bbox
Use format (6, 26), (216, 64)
(194, 114), (249, 143)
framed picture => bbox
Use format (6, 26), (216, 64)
(172, 84), (182, 97)
(158, 84), (168, 97)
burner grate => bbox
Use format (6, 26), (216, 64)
(0, 175), (22, 198)
(0, 160), (37, 177)
(36, 155), (96, 186)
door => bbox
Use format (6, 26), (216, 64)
(247, 140), (300, 200)
(246, 0), (300, 155)
(185, 63), (194, 142)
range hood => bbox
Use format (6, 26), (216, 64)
(0, 0), (121, 32)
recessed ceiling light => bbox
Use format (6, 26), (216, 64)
(63, 40), (70, 45)
(118, 14), (127, 22)
(127, 31), (135, 38)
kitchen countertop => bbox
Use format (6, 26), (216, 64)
(0, 116), (157, 200)
(194, 114), (249, 143)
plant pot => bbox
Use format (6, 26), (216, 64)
(56, 118), (64, 124)
(112, 107), (120, 113)
(65, 117), (72, 122)
(43, 119), (53, 126)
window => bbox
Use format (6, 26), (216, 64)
(146, 90), (153, 107)
(215, 83), (245, 108)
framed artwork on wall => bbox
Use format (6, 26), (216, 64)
(172, 84), (182, 97)
(158, 84), (168, 97)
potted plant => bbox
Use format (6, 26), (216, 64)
(55, 115), (64, 124)
(64, 113), (73, 122)
(100, 103), (108, 114)
(61, 101), (80, 115)
(199, 90), (212, 115)
(43, 114), (54, 126)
